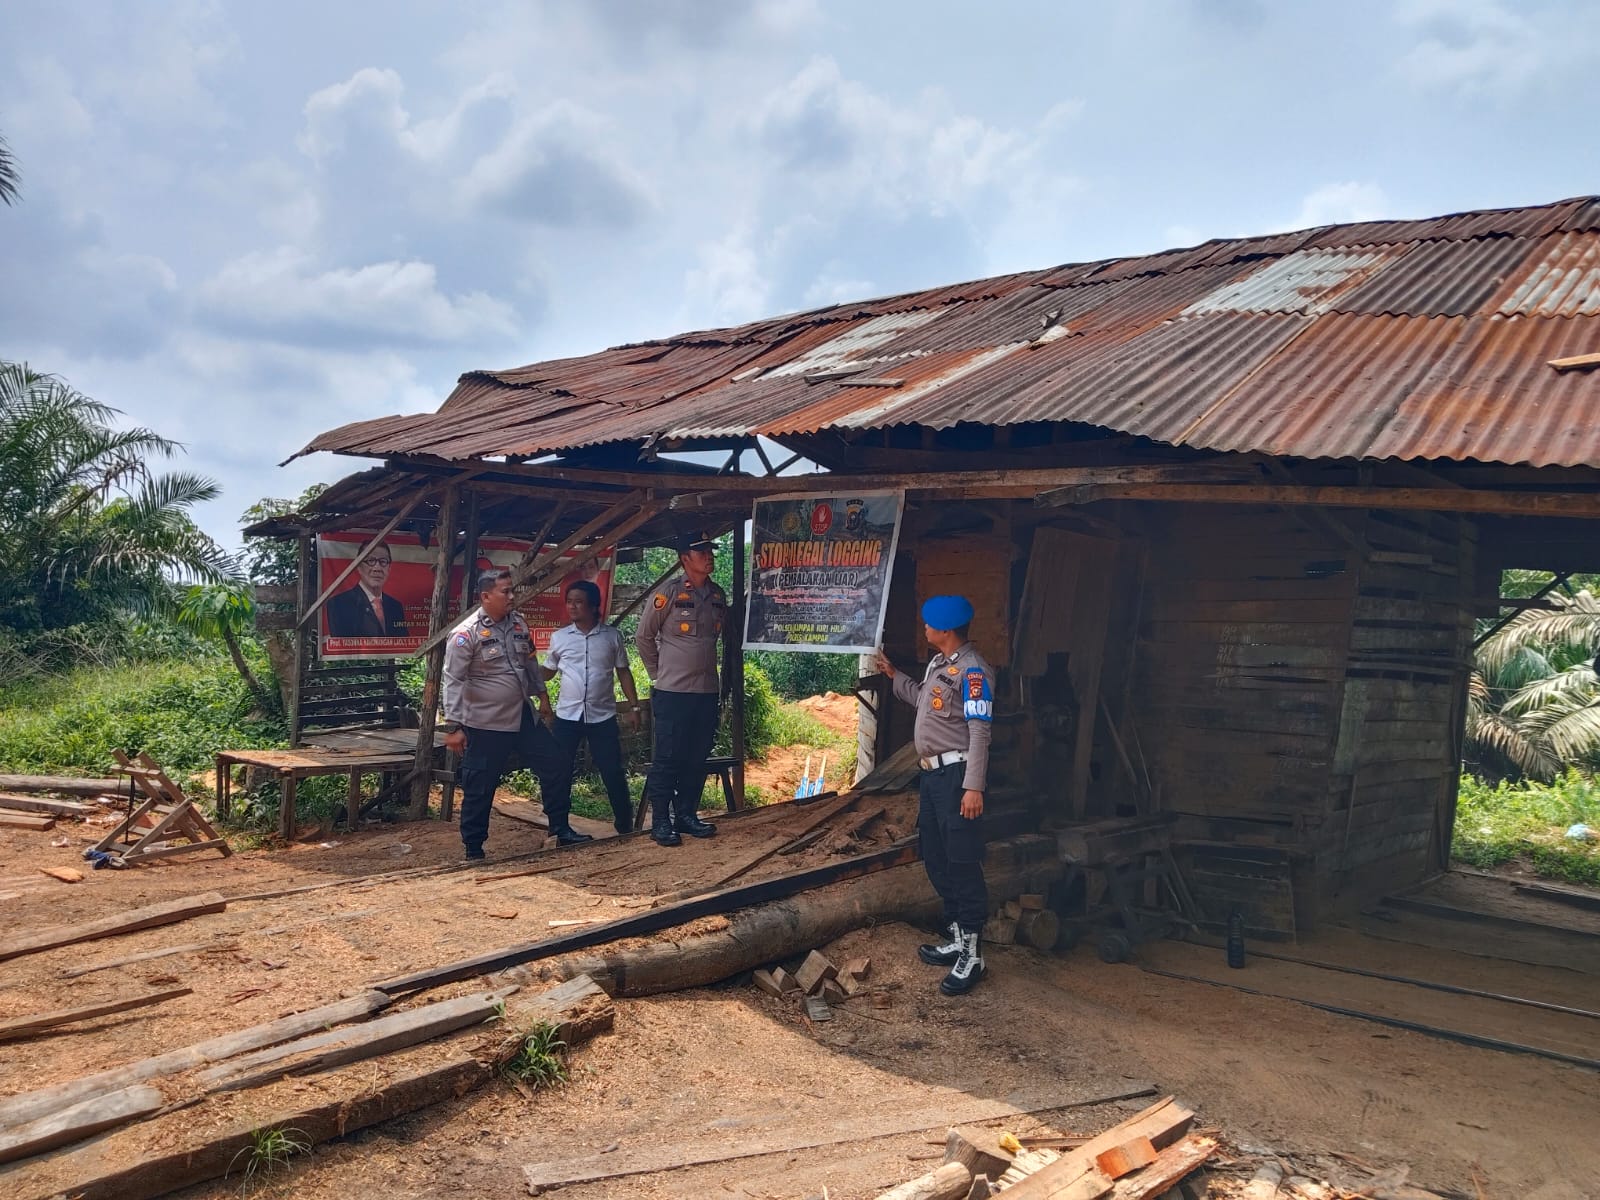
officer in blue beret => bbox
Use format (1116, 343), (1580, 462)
(876, 594), (995, 995)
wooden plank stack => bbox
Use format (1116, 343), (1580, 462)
(871, 1096), (1216, 1200)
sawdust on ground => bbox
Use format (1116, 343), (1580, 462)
(1, 776), (1597, 1198)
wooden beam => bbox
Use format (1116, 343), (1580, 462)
(0, 1085), (166, 1165)
(729, 521), (747, 808)
(411, 485), (460, 818)
(295, 488), (433, 630)
(0, 991), (391, 1131)
(1549, 352), (1600, 373)
(0, 987), (192, 1043)
(393, 455), (1257, 497)
(1040, 481), (1600, 519)
(0, 893), (227, 964)
(0, 774), (119, 797)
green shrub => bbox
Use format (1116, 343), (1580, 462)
(0, 656), (285, 782)
(1453, 771), (1600, 885)
(747, 650), (860, 701)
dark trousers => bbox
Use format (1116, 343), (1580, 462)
(644, 690), (719, 827)
(459, 707), (565, 851)
(918, 762), (988, 929)
(547, 715), (632, 835)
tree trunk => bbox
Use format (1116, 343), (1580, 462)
(221, 627), (275, 713)
(262, 630), (298, 713)
(521, 836), (1064, 997)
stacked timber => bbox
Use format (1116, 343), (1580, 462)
(869, 1096), (1216, 1199)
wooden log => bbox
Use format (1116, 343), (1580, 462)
(0, 977), (614, 1200)
(0, 775), (121, 797)
(525, 841), (1063, 998)
(876, 1161), (972, 1200)
(0, 813), (54, 831)
(1018, 908), (1061, 951)
(0, 990), (390, 1130)
(198, 987), (516, 1093)
(0, 987), (192, 1043)
(944, 1125), (1014, 1179)
(0, 1085), (165, 1166)
(1108, 1136), (1217, 1198)
(493, 801), (549, 829)
(0, 892), (226, 964)
(0, 794), (98, 817)
(999, 1098), (1196, 1200)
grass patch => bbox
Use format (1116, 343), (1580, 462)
(230, 1123), (310, 1193)
(1453, 771), (1600, 886)
(502, 1022), (568, 1088)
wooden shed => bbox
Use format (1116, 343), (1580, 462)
(267, 194), (1600, 935)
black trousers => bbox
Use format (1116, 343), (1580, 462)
(459, 707), (565, 851)
(547, 715), (632, 835)
(643, 689), (719, 827)
(917, 761), (988, 929)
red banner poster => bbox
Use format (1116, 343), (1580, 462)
(315, 531), (614, 659)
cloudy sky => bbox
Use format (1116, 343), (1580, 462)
(3, 0), (1598, 547)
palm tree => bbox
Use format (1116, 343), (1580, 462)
(177, 582), (278, 712)
(0, 361), (238, 635)
(0, 131), (18, 206)
(1466, 589), (1600, 781)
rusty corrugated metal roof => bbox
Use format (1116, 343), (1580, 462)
(298, 195), (1600, 470)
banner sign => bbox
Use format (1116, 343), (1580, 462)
(744, 491), (903, 654)
(316, 531), (613, 659)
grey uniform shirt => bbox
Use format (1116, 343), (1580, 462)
(441, 608), (549, 732)
(635, 574), (726, 694)
(890, 641), (995, 792)
(544, 622), (630, 722)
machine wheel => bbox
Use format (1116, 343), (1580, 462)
(1096, 931), (1132, 964)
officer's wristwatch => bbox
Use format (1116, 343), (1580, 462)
(439, 722), (461, 734)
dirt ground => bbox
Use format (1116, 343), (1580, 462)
(2, 779), (1599, 1199)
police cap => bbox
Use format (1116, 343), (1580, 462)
(921, 594), (974, 631)
(675, 530), (717, 553)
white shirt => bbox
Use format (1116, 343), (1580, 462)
(543, 622), (630, 722)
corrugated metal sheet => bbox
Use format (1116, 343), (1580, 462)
(298, 195), (1600, 470)
(1493, 232), (1600, 316)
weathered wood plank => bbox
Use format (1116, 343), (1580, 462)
(0, 794), (99, 817)
(0, 987), (192, 1043)
(0, 775), (121, 797)
(0, 1086), (165, 1166)
(0, 893), (227, 964)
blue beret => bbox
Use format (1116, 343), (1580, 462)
(921, 594), (974, 631)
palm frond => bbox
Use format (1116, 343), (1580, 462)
(0, 132), (18, 206)
(1465, 710), (1561, 780)
(1539, 702), (1600, 764)
(1502, 664), (1600, 716)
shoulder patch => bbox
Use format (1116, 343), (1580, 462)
(452, 632), (471, 647)
(653, 593), (668, 610)
(962, 667), (993, 721)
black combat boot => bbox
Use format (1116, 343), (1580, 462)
(917, 920), (963, 966)
(553, 828), (594, 846)
(673, 809), (717, 838)
(939, 926), (986, 996)
(651, 821), (682, 847)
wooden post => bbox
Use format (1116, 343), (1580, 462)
(278, 775), (297, 842)
(292, 534), (315, 747)
(346, 771), (362, 832)
(442, 491), (481, 823)
(728, 523), (746, 809)
(410, 487), (460, 820)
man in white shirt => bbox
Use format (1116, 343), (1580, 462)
(540, 579), (641, 836)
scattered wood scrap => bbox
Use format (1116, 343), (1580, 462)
(874, 1161), (970, 1200)
(492, 800), (549, 828)
(0, 976), (614, 1200)
(0, 774), (121, 797)
(0, 987), (192, 1043)
(0, 892), (227, 964)
(997, 1096), (1200, 1199)
(40, 867), (84, 884)
(0, 794), (99, 817)
(0, 813), (54, 831)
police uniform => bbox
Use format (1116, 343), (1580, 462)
(635, 533), (726, 844)
(889, 594), (995, 995)
(441, 606), (567, 856)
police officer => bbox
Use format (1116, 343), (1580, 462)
(441, 567), (581, 860)
(876, 595), (994, 995)
(635, 530), (726, 846)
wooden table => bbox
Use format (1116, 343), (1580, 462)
(215, 746), (416, 840)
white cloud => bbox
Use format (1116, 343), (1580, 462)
(1290, 182), (1390, 230)
(198, 248), (519, 347)
(1395, 0), (1550, 96)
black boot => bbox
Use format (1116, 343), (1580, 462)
(918, 921), (962, 966)
(553, 828), (594, 846)
(939, 926), (986, 996)
(673, 810), (717, 838)
(651, 821), (681, 847)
